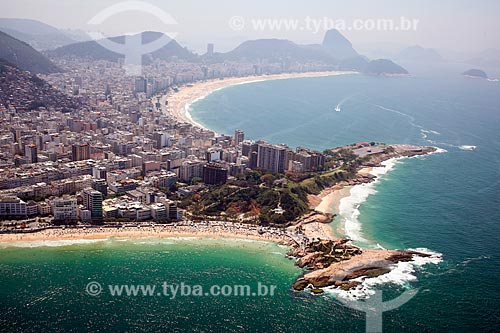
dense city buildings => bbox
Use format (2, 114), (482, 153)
(0, 55), (326, 224)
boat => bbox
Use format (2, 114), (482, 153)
(335, 105), (341, 112)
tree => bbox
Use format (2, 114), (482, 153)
(191, 177), (202, 185)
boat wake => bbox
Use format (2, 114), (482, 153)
(335, 94), (358, 112)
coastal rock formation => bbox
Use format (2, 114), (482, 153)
(293, 211), (334, 225)
(290, 144), (437, 292)
(291, 241), (430, 291)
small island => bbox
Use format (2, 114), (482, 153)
(462, 69), (488, 79)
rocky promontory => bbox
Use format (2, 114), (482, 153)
(290, 239), (431, 291)
(288, 144), (437, 292)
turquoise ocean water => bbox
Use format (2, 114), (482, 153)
(1, 74), (500, 332)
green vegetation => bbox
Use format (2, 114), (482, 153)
(180, 146), (374, 226)
(184, 177), (309, 225)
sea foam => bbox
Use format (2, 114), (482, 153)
(338, 158), (399, 243)
(458, 145), (477, 151)
(323, 248), (443, 300)
(0, 239), (107, 248)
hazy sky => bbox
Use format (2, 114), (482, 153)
(2, 0), (500, 53)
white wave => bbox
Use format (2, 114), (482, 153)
(458, 145), (477, 151)
(432, 147), (448, 154)
(0, 239), (106, 248)
(323, 248), (443, 300)
(338, 158), (400, 243)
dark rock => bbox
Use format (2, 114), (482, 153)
(292, 278), (309, 291)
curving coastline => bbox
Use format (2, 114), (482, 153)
(0, 73), (444, 297)
(158, 71), (357, 129)
(154, 73), (444, 295)
(289, 144), (443, 294)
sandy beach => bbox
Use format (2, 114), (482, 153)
(0, 224), (295, 245)
(306, 166), (374, 239)
(160, 71), (356, 128)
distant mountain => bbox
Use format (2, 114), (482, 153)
(221, 30), (373, 71)
(355, 41), (409, 60)
(0, 18), (75, 50)
(462, 69), (487, 79)
(321, 29), (360, 60)
(49, 31), (198, 62)
(60, 29), (93, 43)
(397, 45), (444, 63)
(0, 59), (79, 112)
(222, 39), (334, 63)
(0, 30), (61, 74)
(339, 56), (369, 71)
(364, 59), (409, 75)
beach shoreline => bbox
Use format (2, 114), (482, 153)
(307, 166), (373, 240)
(0, 224), (294, 246)
(159, 70), (357, 130)
(308, 144), (436, 242)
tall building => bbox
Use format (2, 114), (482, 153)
(203, 163), (228, 185)
(256, 143), (289, 173)
(234, 129), (244, 146)
(206, 147), (223, 162)
(52, 196), (78, 221)
(82, 188), (103, 223)
(206, 43), (214, 57)
(178, 160), (204, 182)
(0, 196), (27, 217)
(134, 77), (147, 93)
(91, 179), (108, 197)
(92, 166), (107, 179)
(242, 140), (259, 169)
(153, 132), (171, 149)
(72, 143), (90, 161)
(293, 147), (326, 171)
(25, 144), (38, 164)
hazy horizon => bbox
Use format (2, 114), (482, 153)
(1, 0), (500, 54)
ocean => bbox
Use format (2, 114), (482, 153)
(2, 74), (500, 332)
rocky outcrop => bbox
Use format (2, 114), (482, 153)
(290, 144), (437, 292)
(291, 239), (431, 291)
